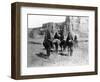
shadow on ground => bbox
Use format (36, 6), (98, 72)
(35, 52), (48, 59)
(59, 52), (69, 56)
(28, 41), (42, 45)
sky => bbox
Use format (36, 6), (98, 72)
(27, 15), (89, 33)
(28, 14), (66, 28)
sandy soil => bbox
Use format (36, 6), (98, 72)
(27, 37), (89, 67)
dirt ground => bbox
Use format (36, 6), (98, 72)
(27, 37), (89, 67)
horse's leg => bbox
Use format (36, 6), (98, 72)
(55, 42), (58, 53)
(60, 44), (62, 52)
(64, 42), (67, 51)
(65, 43), (67, 51)
(54, 43), (56, 52)
(67, 47), (70, 56)
(68, 46), (72, 56)
(61, 45), (62, 51)
(54, 43), (57, 52)
(62, 43), (65, 51)
(70, 47), (73, 56)
(51, 41), (54, 49)
(52, 42), (54, 49)
(69, 47), (71, 56)
(56, 43), (58, 53)
(77, 41), (78, 47)
(46, 48), (50, 57)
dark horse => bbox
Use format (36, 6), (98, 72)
(43, 30), (53, 57)
(66, 32), (73, 56)
(59, 31), (66, 51)
(53, 31), (66, 52)
(53, 32), (61, 52)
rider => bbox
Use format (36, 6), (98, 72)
(59, 30), (65, 51)
(43, 30), (52, 57)
(66, 32), (73, 56)
(53, 31), (60, 52)
(74, 35), (78, 48)
(54, 32), (60, 40)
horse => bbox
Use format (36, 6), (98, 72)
(43, 39), (52, 57)
(59, 39), (66, 51)
(59, 31), (66, 51)
(52, 32), (61, 53)
(53, 32), (67, 52)
(43, 30), (52, 57)
(73, 35), (78, 48)
(66, 32), (74, 56)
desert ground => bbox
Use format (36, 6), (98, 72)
(27, 36), (89, 67)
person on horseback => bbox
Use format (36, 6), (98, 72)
(66, 32), (73, 56)
(74, 35), (78, 48)
(59, 30), (66, 51)
(43, 30), (52, 57)
(53, 32), (60, 52)
(54, 32), (60, 39)
(59, 30), (64, 41)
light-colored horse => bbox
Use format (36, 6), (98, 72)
(53, 39), (61, 52)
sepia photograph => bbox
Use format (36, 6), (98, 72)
(27, 14), (89, 67)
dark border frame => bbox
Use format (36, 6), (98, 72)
(11, 2), (98, 80)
